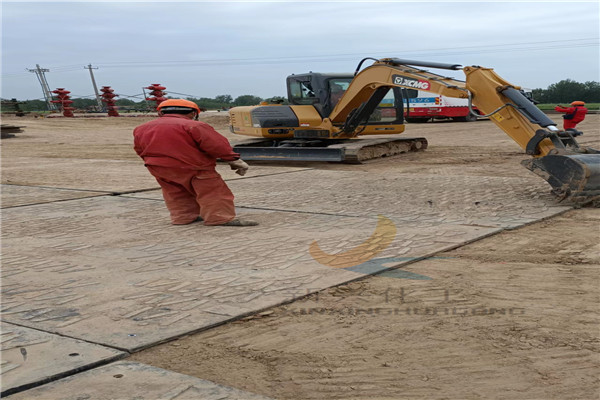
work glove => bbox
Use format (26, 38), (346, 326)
(229, 159), (249, 176)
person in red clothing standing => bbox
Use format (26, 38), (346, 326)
(554, 101), (588, 130)
(133, 99), (258, 227)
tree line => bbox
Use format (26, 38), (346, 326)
(2, 94), (287, 113)
(530, 80), (599, 104)
(2, 79), (598, 112)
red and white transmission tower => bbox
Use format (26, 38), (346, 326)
(145, 84), (167, 109)
(51, 88), (75, 117)
(100, 86), (119, 117)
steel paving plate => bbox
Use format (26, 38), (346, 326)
(1, 196), (499, 351)
(1, 322), (124, 397)
(1, 156), (309, 193)
(1, 184), (106, 208)
(5, 361), (272, 400)
(1, 157), (158, 192)
(125, 169), (569, 229)
(224, 169), (570, 228)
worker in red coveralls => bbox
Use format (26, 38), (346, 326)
(554, 101), (588, 130)
(133, 99), (258, 227)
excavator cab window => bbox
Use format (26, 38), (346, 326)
(289, 78), (318, 105)
(328, 79), (351, 106)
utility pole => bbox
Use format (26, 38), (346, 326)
(84, 64), (104, 111)
(27, 64), (57, 111)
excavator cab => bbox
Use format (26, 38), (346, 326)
(286, 73), (406, 124)
(230, 71), (423, 163)
(287, 73), (351, 117)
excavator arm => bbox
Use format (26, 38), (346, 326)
(327, 58), (468, 129)
(329, 58), (600, 201)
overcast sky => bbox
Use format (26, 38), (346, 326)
(2, 1), (599, 102)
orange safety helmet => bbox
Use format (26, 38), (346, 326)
(571, 101), (585, 106)
(157, 99), (201, 114)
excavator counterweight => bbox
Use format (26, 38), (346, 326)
(228, 57), (600, 203)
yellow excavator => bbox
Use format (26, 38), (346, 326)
(229, 57), (599, 202)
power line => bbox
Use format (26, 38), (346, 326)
(167, 91), (200, 98)
(4, 38), (597, 76)
(92, 38), (599, 67)
(68, 93), (97, 98)
(115, 93), (146, 99)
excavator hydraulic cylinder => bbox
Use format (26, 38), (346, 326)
(501, 87), (556, 128)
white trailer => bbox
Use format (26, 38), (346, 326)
(404, 90), (480, 122)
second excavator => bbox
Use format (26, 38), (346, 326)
(228, 57), (600, 202)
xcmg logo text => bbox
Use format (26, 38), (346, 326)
(392, 75), (431, 90)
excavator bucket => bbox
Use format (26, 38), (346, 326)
(522, 154), (600, 202)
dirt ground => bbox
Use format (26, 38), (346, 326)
(132, 209), (599, 400)
(2, 112), (599, 399)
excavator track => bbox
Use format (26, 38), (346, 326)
(329, 137), (428, 163)
(232, 137), (428, 163)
